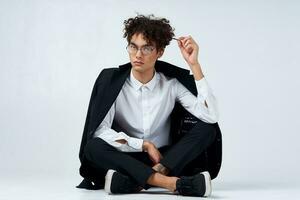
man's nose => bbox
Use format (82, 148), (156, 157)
(135, 49), (143, 58)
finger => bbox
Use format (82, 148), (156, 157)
(181, 38), (189, 46)
(178, 41), (187, 53)
(178, 36), (190, 46)
(187, 46), (194, 54)
(156, 151), (162, 163)
(178, 39), (190, 50)
(183, 38), (196, 48)
(152, 159), (157, 165)
(182, 36), (192, 43)
(153, 156), (159, 164)
(177, 40), (183, 48)
(150, 156), (157, 164)
(184, 41), (192, 48)
(181, 42), (194, 52)
(179, 35), (192, 40)
(150, 153), (159, 164)
(185, 44), (194, 51)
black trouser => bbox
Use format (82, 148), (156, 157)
(83, 121), (216, 189)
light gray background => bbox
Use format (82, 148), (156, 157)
(1, 0), (300, 193)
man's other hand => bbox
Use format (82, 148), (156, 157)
(142, 140), (163, 164)
(177, 35), (200, 68)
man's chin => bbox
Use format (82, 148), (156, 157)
(132, 65), (144, 72)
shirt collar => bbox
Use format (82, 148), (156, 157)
(129, 69), (158, 91)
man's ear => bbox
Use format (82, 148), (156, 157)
(157, 48), (164, 58)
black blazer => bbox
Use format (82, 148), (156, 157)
(78, 60), (222, 188)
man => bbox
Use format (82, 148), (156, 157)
(77, 14), (220, 197)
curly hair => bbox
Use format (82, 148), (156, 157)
(123, 14), (175, 50)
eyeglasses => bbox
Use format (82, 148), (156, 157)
(126, 44), (155, 55)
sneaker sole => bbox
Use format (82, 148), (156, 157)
(104, 169), (116, 194)
(201, 171), (212, 197)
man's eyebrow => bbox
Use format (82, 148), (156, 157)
(129, 42), (151, 47)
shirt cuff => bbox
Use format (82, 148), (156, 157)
(195, 78), (210, 99)
(127, 137), (144, 151)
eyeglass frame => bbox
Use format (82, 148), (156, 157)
(126, 43), (156, 55)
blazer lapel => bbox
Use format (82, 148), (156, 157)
(88, 63), (131, 138)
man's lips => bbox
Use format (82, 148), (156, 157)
(133, 61), (144, 65)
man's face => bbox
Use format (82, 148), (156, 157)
(128, 33), (164, 74)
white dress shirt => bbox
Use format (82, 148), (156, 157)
(93, 69), (219, 152)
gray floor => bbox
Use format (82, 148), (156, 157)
(1, 175), (300, 200)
